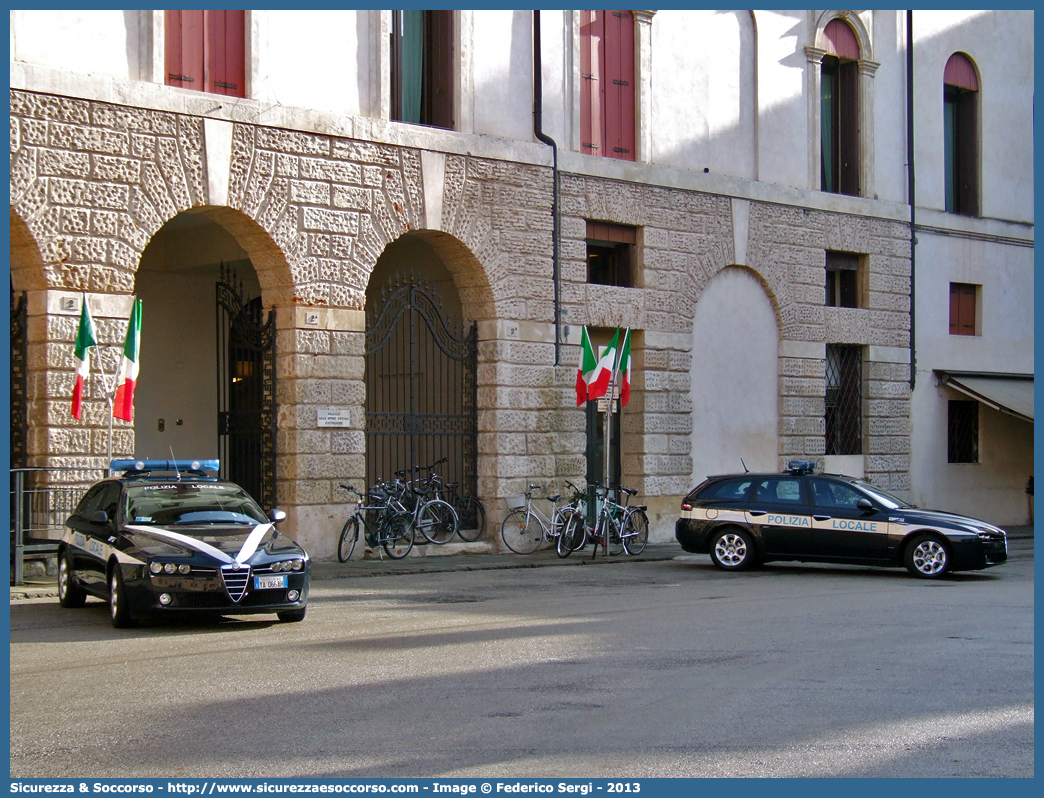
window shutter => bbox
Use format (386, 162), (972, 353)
(423, 10), (454, 130)
(206, 10), (245, 98)
(820, 58), (838, 193)
(950, 283), (976, 335)
(838, 60), (859, 196)
(602, 10), (635, 161)
(958, 284), (976, 335)
(580, 11), (604, 155)
(956, 90), (978, 215)
(165, 10), (204, 88)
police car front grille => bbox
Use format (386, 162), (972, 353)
(220, 565), (250, 603)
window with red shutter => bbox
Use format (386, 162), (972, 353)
(820, 18), (859, 196)
(165, 10), (245, 98)
(580, 10), (635, 161)
(949, 283), (978, 336)
(944, 53), (979, 216)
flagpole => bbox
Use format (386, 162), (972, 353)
(602, 336), (621, 556)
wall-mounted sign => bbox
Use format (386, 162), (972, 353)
(317, 408), (352, 428)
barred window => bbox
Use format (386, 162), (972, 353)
(825, 344), (862, 455)
(948, 400), (979, 463)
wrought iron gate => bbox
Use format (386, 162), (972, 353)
(365, 273), (477, 497)
(216, 264), (277, 508)
(10, 289), (27, 469)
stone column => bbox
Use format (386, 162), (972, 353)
(858, 59), (880, 199)
(779, 339), (827, 468)
(27, 290), (136, 471)
(633, 10), (656, 164)
(275, 305), (367, 559)
(804, 46), (826, 192)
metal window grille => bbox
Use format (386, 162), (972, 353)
(825, 344), (862, 455)
(947, 400), (979, 463)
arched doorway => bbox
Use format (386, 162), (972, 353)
(364, 234), (478, 502)
(690, 266), (779, 481)
(136, 211), (275, 507)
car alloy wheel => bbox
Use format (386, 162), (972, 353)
(710, 528), (755, 571)
(906, 534), (950, 579)
(58, 551), (87, 608)
(109, 567), (138, 628)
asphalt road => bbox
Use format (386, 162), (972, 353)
(9, 539), (1034, 778)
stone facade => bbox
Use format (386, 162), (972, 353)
(10, 86), (914, 556)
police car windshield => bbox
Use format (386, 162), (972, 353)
(852, 480), (913, 510)
(125, 483), (268, 526)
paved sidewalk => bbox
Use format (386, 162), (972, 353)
(11, 525), (1033, 601)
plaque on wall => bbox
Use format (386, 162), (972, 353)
(317, 408), (351, 428)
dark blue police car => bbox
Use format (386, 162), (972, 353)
(676, 462), (1008, 579)
(58, 460), (309, 627)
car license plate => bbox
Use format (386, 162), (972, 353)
(255, 574), (287, 590)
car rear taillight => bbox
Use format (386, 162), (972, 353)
(681, 503), (692, 512)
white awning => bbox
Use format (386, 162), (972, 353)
(935, 370), (1034, 423)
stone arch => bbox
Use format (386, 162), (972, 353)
(389, 228), (496, 324)
(813, 10), (872, 62)
(10, 210), (46, 293)
(362, 228), (494, 501)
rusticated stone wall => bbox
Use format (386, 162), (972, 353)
(9, 87), (912, 555)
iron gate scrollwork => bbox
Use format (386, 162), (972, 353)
(216, 264), (277, 509)
(365, 272), (477, 498)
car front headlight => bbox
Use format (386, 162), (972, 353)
(291, 559), (304, 571)
(149, 561), (163, 574)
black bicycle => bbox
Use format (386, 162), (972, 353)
(415, 457), (486, 542)
(337, 482), (414, 561)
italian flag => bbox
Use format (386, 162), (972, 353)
(587, 327), (620, 402)
(113, 298), (142, 421)
(575, 326), (600, 405)
(617, 327), (632, 407)
(71, 295), (97, 420)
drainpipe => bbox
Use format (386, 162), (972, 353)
(533, 9), (561, 365)
(907, 10), (917, 390)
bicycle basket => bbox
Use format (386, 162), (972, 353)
(506, 494), (526, 509)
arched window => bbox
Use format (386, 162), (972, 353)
(820, 18), (860, 195)
(944, 53), (979, 215)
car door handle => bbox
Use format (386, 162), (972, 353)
(814, 515), (831, 521)
(748, 510), (767, 517)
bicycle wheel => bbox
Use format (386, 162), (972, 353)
(382, 514), (414, 559)
(622, 510), (649, 556)
(417, 498), (457, 544)
(454, 495), (486, 542)
(608, 516), (625, 556)
(556, 510), (586, 558)
(592, 516), (623, 558)
(338, 516), (359, 563)
(501, 508), (542, 554)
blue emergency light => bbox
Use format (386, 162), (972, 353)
(111, 459), (220, 473)
(785, 460), (817, 475)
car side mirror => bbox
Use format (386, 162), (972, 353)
(88, 510), (111, 525)
(268, 509), (286, 524)
(856, 498), (874, 513)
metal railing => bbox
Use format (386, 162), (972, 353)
(10, 467), (107, 585)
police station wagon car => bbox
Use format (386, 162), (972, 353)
(58, 459), (309, 627)
(675, 462), (1008, 579)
